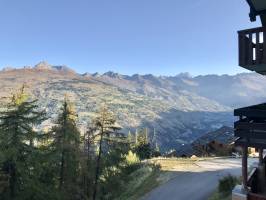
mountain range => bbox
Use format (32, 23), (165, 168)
(1, 61), (266, 151)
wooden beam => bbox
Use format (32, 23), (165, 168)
(238, 27), (264, 34)
(239, 33), (245, 66)
(256, 32), (261, 64)
(248, 33), (253, 65)
(235, 139), (266, 149)
(259, 149), (263, 165)
(242, 146), (248, 190)
(235, 130), (266, 140)
(263, 29), (266, 63)
(246, 0), (256, 12)
(234, 108), (266, 118)
(235, 121), (266, 130)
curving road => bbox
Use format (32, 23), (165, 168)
(142, 158), (255, 200)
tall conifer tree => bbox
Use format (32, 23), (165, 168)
(92, 105), (119, 200)
(0, 85), (45, 199)
(49, 97), (81, 199)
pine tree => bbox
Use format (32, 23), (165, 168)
(135, 129), (138, 145)
(92, 105), (119, 200)
(145, 127), (149, 142)
(151, 128), (161, 157)
(81, 122), (97, 199)
(49, 97), (81, 199)
(127, 130), (133, 146)
(134, 128), (152, 160)
(0, 85), (46, 199)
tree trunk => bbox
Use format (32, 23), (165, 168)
(242, 146), (248, 190)
(59, 151), (65, 189)
(93, 127), (104, 200)
(59, 102), (67, 190)
(9, 162), (16, 199)
(86, 132), (92, 197)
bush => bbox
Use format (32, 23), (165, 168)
(134, 143), (152, 160)
(218, 175), (239, 196)
(125, 151), (140, 165)
(152, 150), (161, 157)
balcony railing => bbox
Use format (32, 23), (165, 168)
(238, 27), (266, 74)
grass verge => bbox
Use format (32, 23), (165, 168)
(116, 164), (161, 200)
(208, 190), (231, 200)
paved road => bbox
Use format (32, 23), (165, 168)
(143, 158), (255, 200)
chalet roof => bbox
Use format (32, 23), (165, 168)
(246, 0), (266, 26)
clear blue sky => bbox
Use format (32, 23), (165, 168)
(0, 0), (261, 75)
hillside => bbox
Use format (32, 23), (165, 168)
(0, 62), (266, 150)
(176, 126), (235, 157)
(193, 126), (234, 146)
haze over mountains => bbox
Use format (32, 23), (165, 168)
(1, 61), (266, 150)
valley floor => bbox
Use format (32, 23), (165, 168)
(141, 158), (254, 200)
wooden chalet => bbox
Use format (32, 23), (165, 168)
(233, 1), (266, 200)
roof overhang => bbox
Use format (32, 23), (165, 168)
(246, 0), (266, 26)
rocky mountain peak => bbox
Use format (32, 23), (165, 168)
(33, 62), (76, 74)
(142, 74), (156, 79)
(82, 72), (92, 77)
(34, 61), (52, 70)
(52, 65), (76, 73)
(91, 72), (101, 77)
(130, 74), (142, 80)
(175, 72), (192, 78)
(103, 71), (123, 79)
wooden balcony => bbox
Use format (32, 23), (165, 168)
(239, 27), (266, 75)
(234, 103), (266, 148)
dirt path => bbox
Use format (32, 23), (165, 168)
(142, 158), (252, 200)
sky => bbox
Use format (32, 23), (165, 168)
(0, 0), (261, 76)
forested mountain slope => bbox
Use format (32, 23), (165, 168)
(0, 62), (265, 150)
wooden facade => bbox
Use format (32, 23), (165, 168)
(233, 1), (266, 200)
(234, 103), (266, 148)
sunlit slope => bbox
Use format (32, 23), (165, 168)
(1, 63), (264, 150)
